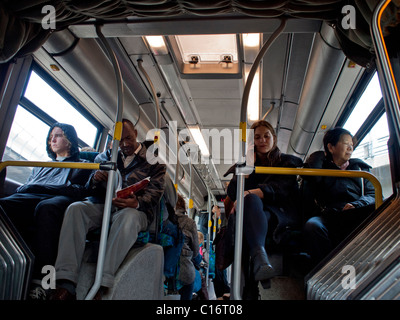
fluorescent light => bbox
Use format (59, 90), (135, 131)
(188, 125), (210, 157)
(245, 67), (261, 121)
(145, 36), (168, 55)
(243, 33), (260, 48)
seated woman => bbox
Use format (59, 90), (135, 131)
(225, 120), (303, 282)
(303, 127), (376, 266)
(0, 123), (92, 299)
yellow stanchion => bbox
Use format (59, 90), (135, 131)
(255, 166), (383, 209)
(0, 160), (100, 173)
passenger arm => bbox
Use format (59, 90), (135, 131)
(136, 164), (166, 214)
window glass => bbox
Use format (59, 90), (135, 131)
(343, 72), (382, 134)
(351, 113), (392, 198)
(343, 71), (392, 199)
(24, 71), (97, 147)
(3, 106), (50, 183)
(3, 68), (100, 184)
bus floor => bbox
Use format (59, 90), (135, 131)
(212, 254), (306, 300)
(258, 253), (306, 300)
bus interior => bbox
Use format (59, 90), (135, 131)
(1, 0), (400, 300)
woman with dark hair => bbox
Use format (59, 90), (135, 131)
(0, 123), (92, 299)
(225, 120), (303, 283)
(304, 127), (376, 266)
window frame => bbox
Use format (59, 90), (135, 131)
(20, 63), (103, 149)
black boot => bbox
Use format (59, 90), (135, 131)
(251, 246), (275, 281)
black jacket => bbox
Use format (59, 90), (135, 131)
(16, 123), (92, 199)
(225, 153), (303, 243)
(89, 143), (166, 224)
(304, 151), (375, 211)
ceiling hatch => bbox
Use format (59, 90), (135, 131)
(169, 34), (241, 77)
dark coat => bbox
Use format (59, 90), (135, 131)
(225, 153), (303, 243)
(15, 123), (92, 199)
(89, 143), (166, 224)
(176, 208), (200, 285)
(304, 151), (375, 211)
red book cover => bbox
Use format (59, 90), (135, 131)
(116, 177), (150, 199)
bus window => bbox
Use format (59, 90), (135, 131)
(342, 71), (392, 198)
(24, 71), (98, 147)
(351, 113), (392, 198)
(2, 67), (100, 184)
(2, 106), (50, 184)
(343, 72), (382, 134)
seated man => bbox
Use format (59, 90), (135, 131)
(303, 127), (376, 267)
(0, 123), (92, 299)
(51, 118), (166, 300)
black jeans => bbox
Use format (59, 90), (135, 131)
(304, 204), (375, 265)
(242, 194), (271, 253)
(0, 193), (75, 279)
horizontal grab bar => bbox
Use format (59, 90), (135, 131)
(255, 166), (383, 209)
(0, 160), (103, 173)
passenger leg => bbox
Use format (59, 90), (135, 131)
(55, 200), (104, 285)
(31, 195), (74, 280)
(179, 282), (195, 300)
(100, 208), (148, 288)
(303, 216), (331, 266)
(243, 194), (270, 248)
(242, 194), (274, 281)
(0, 193), (48, 241)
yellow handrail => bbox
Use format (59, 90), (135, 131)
(0, 160), (101, 173)
(255, 166), (383, 209)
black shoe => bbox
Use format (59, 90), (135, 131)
(251, 246), (275, 281)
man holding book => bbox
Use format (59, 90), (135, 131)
(51, 119), (166, 300)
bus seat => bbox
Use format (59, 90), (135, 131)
(76, 242), (164, 300)
(0, 169), (22, 198)
(79, 151), (99, 162)
(80, 172), (180, 299)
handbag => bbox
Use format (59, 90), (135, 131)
(213, 212), (235, 270)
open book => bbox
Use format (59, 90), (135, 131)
(116, 176), (150, 199)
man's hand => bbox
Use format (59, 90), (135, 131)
(342, 203), (355, 211)
(212, 205), (221, 218)
(112, 192), (139, 209)
(93, 170), (108, 182)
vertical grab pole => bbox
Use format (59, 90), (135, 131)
(174, 125), (180, 191)
(188, 154), (193, 219)
(371, 0), (400, 145)
(231, 18), (287, 300)
(206, 188), (212, 284)
(85, 25), (124, 300)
